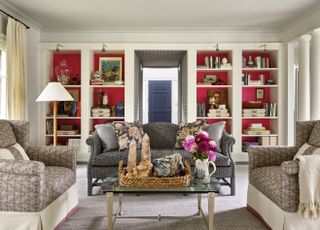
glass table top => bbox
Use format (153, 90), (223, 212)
(100, 175), (221, 194)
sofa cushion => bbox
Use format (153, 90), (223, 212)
(112, 121), (144, 150)
(95, 123), (119, 151)
(44, 166), (75, 207)
(250, 166), (299, 212)
(0, 143), (29, 160)
(92, 149), (230, 167)
(0, 120), (17, 148)
(142, 122), (179, 149)
(308, 122), (320, 147)
(204, 121), (226, 152)
(175, 120), (206, 149)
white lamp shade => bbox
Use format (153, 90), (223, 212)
(36, 82), (74, 102)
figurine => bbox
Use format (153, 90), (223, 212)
(97, 91), (104, 107)
(141, 134), (151, 162)
(102, 94), (108, 108)
(126, 139), (137, 172)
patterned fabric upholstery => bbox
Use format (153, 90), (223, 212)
(87, 122), (236, 195)
(142, 122), (179, 149)
(0, 120), (77, 212)
(248, 120), (320, 213)
(308, 121), (320, 147)
(0, 120), (17, 148)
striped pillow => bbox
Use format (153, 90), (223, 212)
(0, 143), (29, 160)
(294, 143), (320, 160)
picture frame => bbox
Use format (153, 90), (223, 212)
(256, 88), (265, 100)
(207, 89), (227, 109)
(99, 57), (123, 85)
(204, 74), (218, 84)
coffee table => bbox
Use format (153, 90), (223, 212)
(102, 176), (220, 230)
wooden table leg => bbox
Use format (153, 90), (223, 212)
(198, 194), (202, 215)
(106, 192), (114, 230)
(208, 192), (215, 230)
(118, 193), (123, 216)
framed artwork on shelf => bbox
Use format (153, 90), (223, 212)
(207, 89), (226, 109)
(256, 88), (265, 100)
(99, 57), (123, 85)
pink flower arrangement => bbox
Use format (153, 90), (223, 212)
(183, 131), (217, 161)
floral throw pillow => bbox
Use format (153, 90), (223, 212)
(112, 121), (145, 151)
(175, 120), (206, 149)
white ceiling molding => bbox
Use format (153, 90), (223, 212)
(0, 0), (41, 31)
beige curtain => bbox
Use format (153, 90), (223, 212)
(6, 18), (28, 120)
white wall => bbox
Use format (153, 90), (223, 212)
(142, 68), (178, 124)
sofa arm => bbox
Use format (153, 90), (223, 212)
(86, 132), (103, 158)
(281, 160), (299, 176)
(248, 146), (298, 174)
(221, 130), (235, 158)
(26, 145), (76, 174)
(0, 160), (47, 212)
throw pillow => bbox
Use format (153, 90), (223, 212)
(204, 121), (226, 153)
(95, 124), (119, 151)
(0, 120), (17, 148)
(0, 143), (30, 160)
(175, 120), (206, 149)
(308, 122), (320, 147)
(112, 121), (144, 151)
(294, 143), (320, 160)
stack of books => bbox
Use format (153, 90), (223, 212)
(91, 107), (111, 117)
(243, 108), (266, 117)
(90, 79), (104, 85)
(243, 123), (271, 135)
(264, 103), (277, 117)
(197, 103), (206, 117)
(258, 136), (278, 146)
(207, 108), (230, 117)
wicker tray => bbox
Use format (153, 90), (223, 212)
(118, 160), (191, 188)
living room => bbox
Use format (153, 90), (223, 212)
(1, 0), (320, 229)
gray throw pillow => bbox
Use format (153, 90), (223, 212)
(0, 120), (17, 148)
(95, 124), (119, 151)
(204, 121), (226, 152)
(308, 122), (320, 147)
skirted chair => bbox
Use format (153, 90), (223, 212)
(0, 120), (78, 230)
(247, 120), (320, 230)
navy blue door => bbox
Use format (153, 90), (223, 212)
(148, 81), (172, 122)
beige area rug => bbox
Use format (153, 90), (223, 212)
(58, 165), (266, 230)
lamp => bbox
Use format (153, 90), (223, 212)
(36, 82), (74, 146)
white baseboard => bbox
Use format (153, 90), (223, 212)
(231, 152), (248, 163)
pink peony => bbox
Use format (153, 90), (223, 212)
(207, 150), (216, 161)
(195, 131), (210, 143)
(208, 140), (217, 149)
(183, 135), (197, 152)
(198, 141), (210, 153)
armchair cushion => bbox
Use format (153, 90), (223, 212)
(281, 160), (299, 176)
(0, 120), (17, 148)
(204, 121), (226, 152)
(175, 120), (206, 149)
(308, 121), (320, 147)
(95, 123), (119, 151)
(0, 143), (29, 160)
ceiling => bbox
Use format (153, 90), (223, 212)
(4, 0), (320, 32)
(136, 50), (186, 67)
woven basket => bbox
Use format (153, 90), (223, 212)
(118, 160), (191, 188)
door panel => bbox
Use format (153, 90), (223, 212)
(149, 81), (171, 122)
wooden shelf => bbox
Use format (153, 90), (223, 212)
(242, 117), (278, 119)
(197, 85), (232, 88)
(90, 117), (124, 119)
(242, 134), (278, 137)
(46, 116), (81, 119)
(197, 117), (233, 119)
(242, 68), (278, 71)
(242, 85), (278, 88)
(197, 67), (232, 71)
(62, 85), (81, 87)
(89, 85), (125, 88)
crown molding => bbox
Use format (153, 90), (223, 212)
(0, 0), (42, 31)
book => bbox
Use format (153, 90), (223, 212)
(258, 136), (270, 146)
(208, 109), (229, 114)
(270, 136), (278, 146)
(243, 109), (266, 113)
(91, 108), (111, 113)
(207, 113), (230, 117)
(243, 130), (271, 135)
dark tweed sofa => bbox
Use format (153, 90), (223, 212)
(86, 122), (236, 196)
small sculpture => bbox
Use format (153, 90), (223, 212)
(126, 139), (137, 172)
(125, 161), (153, 179)
(152, 153), (184, 177)
(141, 134), (151, 162)
(102, 94), (108, 108)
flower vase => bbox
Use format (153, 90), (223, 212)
(194, 158), (216, 184)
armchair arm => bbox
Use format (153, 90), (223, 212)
(248, 146), (298, 174)
(221, 130), (235, 158)
(0, 160), (46, 212)
(86, 132), (103, 159)
(26, 145), (76, 174)
(281, 160), (299, 176)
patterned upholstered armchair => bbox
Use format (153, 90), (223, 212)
(0, 120), (78, 230)
(247, 120), (320, 230)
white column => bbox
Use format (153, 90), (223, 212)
(298, 35), (311, 121)
(310, 29), (320, 120)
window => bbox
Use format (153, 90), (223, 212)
(0, 49), (6, 119)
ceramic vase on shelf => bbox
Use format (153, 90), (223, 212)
(194, 158), (216, 184)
